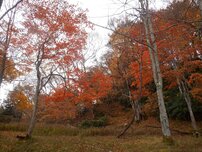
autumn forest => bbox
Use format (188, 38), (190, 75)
(0, 0), (202, 151)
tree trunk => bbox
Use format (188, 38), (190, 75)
(139, 0), (171, 137)
(197, 0), (202, 38)
(26, 52), (42, 138)
(134, 101), (141, 122)
(117, 74), (142, 138)
(198, 0), (202, 17)
(134, 58), (143, 122)
(0, 0), (3, 10)
(117, 112), (136, 138)
(125, 76), (141, 122)
(178, 79), (198, 131)
(0, 16), (13, 87)
(0, 51), (6, 87)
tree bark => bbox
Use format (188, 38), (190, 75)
(139, 0), (171, 137)
(198, 0), (202, 17)
(26, 64), (41, 138)
(0, 51), (7, 87)
(0, 0), (3, 10)
(26, 50), (42, 138)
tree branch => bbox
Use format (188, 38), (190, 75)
(0, 0), (3, 10)
(0, 0), (23, 20)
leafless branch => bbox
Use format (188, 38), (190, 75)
(0, 0), (23, 20)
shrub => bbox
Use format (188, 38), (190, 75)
(165, 88), (202, 120)
(80, 116), (107, 128)
(0, 115), (12, 123)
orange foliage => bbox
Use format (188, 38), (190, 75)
(76, 68), (112, 107)
(38, 68), (112, 121)
(38, 95), (77, 122)
(8, 87), (32, 112)
(129, 50), (152, 96)
(13, 0), (90, 76)
(148, 2), (202, 95)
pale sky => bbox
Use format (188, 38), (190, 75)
(68, 0), (167, 32)
(68, 0), (168, 65)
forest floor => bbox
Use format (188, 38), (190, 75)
(0, 120), (202, 152)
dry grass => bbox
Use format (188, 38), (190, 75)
(0, 122), (202, 152)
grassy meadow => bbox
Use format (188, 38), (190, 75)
(0, 121), (202, 152)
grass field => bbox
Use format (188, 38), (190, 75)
(0, 122), (202, 152)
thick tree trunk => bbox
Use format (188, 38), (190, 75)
(139, 0), (171, 137)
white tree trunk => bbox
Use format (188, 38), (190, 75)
(139, 0), (171, 137)
(26, 50), (42, 138)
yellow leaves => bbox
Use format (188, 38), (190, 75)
(0, 55), (21, 82)
(8, 87), (32, 111)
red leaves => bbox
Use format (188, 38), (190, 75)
(16, 0), (90, 66)
(129, 52), (152, 96)
(47, 88), (74, 103)
(76, 69), (112, 106)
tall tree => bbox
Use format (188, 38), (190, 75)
(108, 22), (150, 122)
(138, 0), (171, 137)
(14, 0), (90, 138)
(155, 0), (201, 132)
